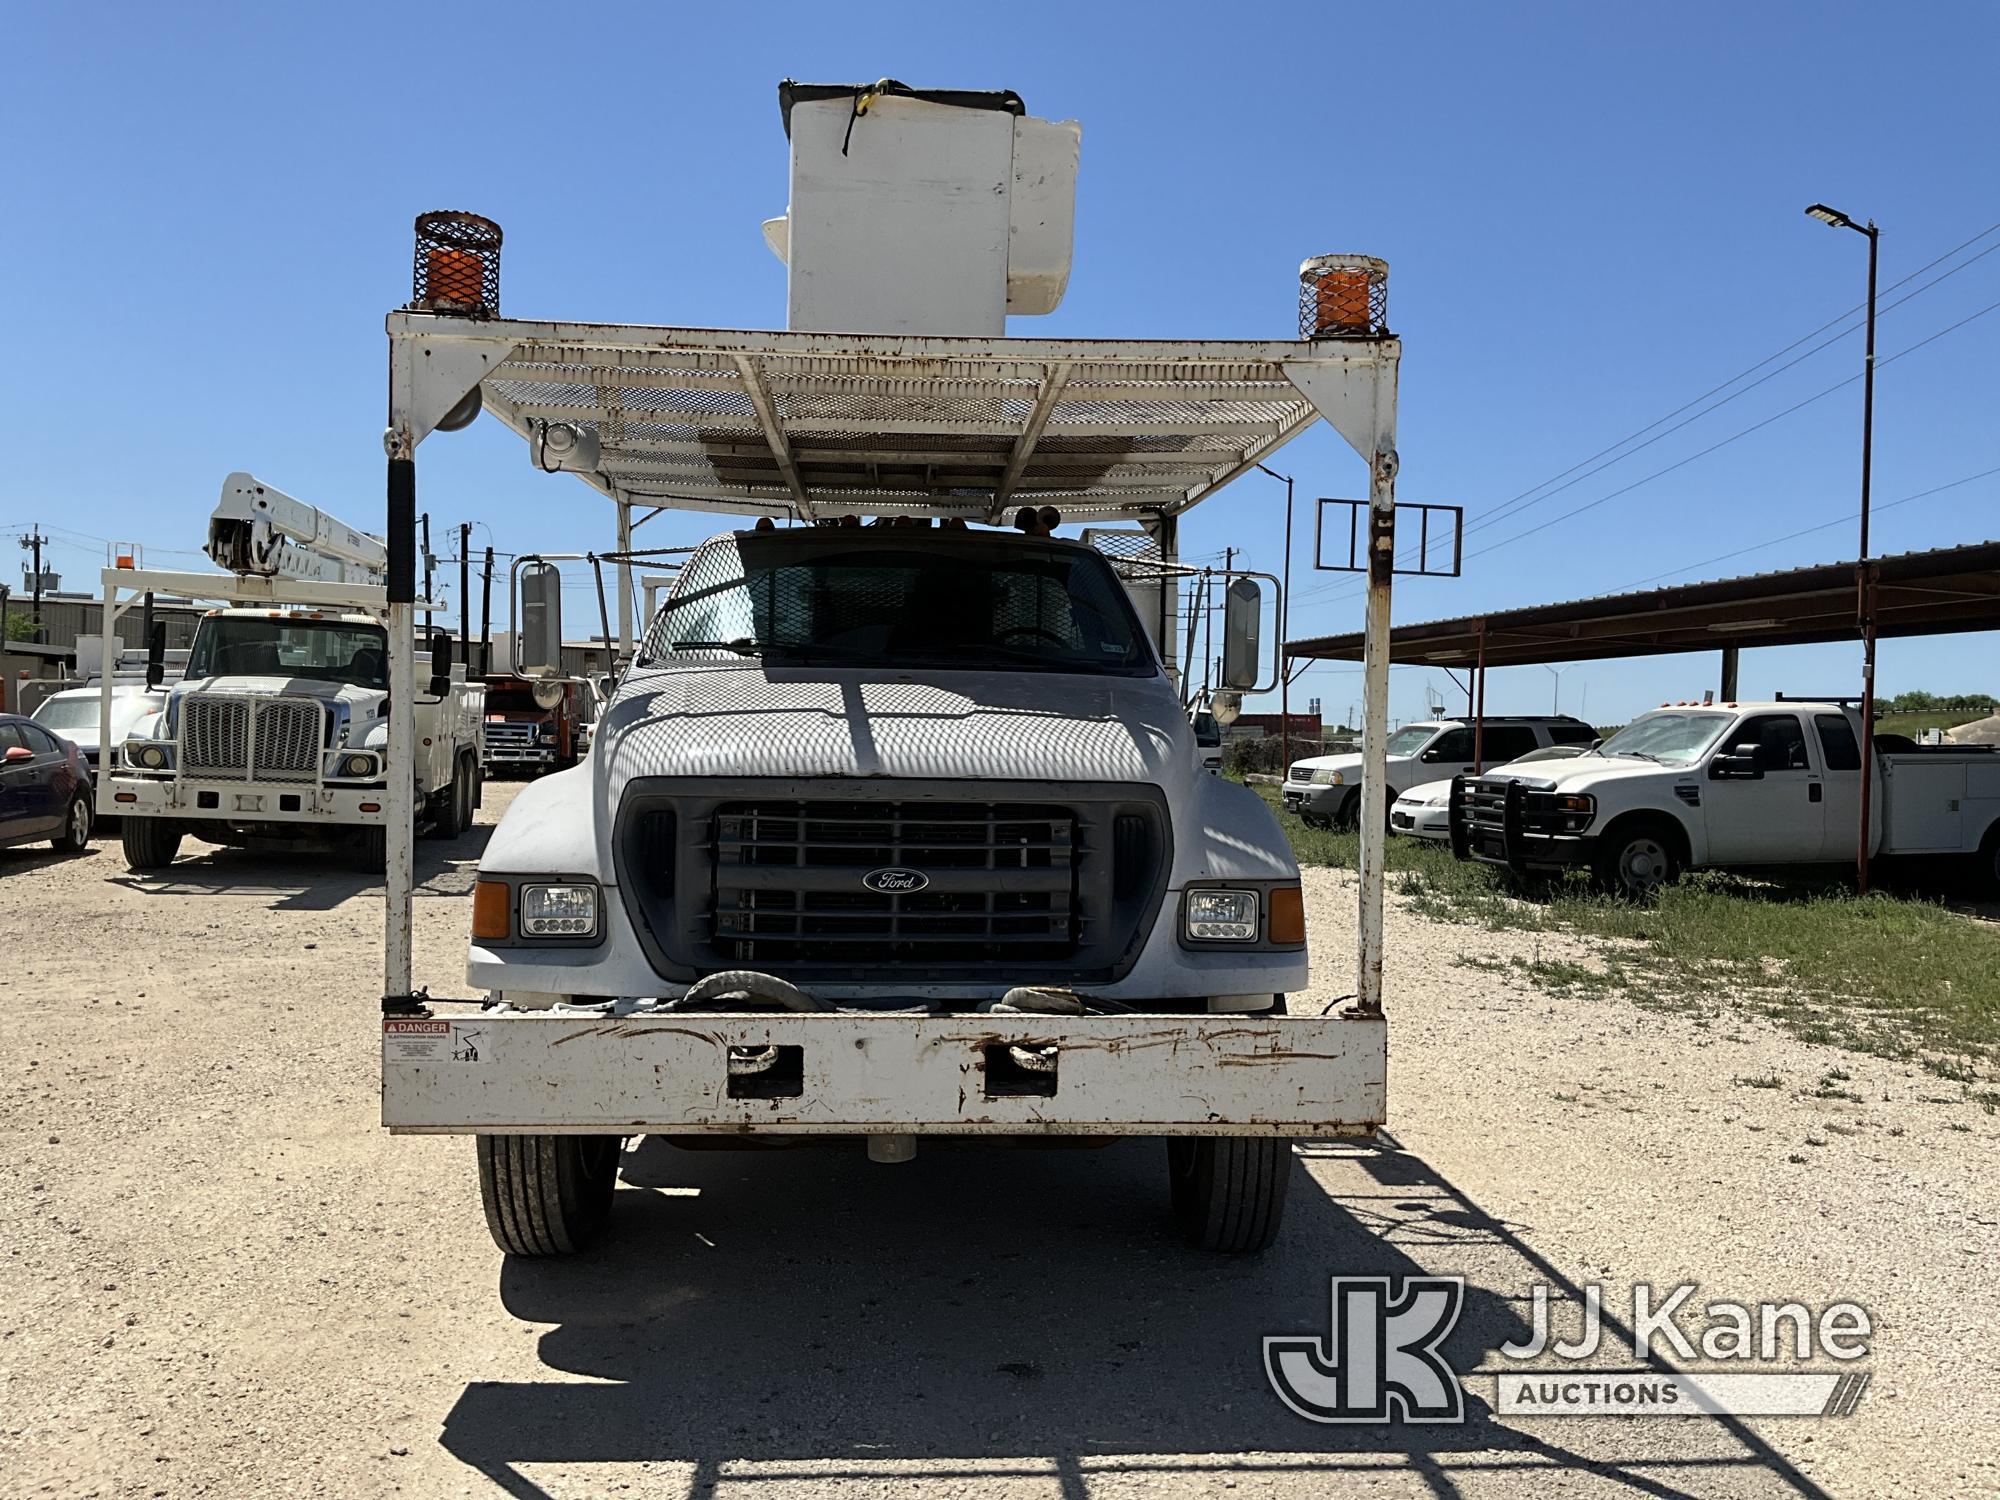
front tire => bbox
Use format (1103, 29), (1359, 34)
(477, 1134), (622, 1256)
(53, 791), (93, 853)
(1592, 819), (1682, 899)
(121, 817), (181, 870)
(1167, 1136), (1292, 1253)
(1976, 824), (2000, 898)
(347, 824), (387, 871)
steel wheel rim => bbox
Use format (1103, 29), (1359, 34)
(1620, 837), (1667, 892)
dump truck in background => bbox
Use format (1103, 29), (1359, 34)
(481, 674), (588, 777)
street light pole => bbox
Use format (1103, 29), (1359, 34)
(1257, 464), (1296, 775)
(1806, 202), (1880, 894)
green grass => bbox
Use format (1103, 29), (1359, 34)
(1256, 785), (2000, 1073)
(1876, 710), (1988, 739)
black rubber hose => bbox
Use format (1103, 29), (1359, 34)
(665, 971), (831, 1013)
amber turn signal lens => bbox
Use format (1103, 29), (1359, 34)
(471, 880), (511, 940)
(1268, 885), (1306, 945)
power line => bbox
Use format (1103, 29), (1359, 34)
(1610, 462), (2000, 592)
(1452, 292), (2000, 564)
(1292, 217), (2000, 611)
(1293, 279), (2000, 614)
(1444, 221), (2000, 546)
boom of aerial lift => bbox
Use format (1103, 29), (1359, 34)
(204, 471), (388, 587)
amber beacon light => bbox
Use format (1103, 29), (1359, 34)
(1299, 254), (1389, 340)
(411, 210), (503, 319)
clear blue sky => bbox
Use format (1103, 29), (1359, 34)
(6, 1), (1995, 725)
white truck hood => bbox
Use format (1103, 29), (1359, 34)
(599, 663), (1185, 793)
(1482, 753), (1683, 791)
(173, 676), (380, 706)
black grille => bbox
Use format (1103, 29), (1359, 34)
(1459, 775), (1563, 862)
(711, 800), (1077, 965)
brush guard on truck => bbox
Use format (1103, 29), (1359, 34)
(381, 1004), (1386, 1137)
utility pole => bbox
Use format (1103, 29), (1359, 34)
(1805, 201), (1881, 894)
(457, 523), (471, 673)
(479, 546), (495, 676)
(20, 528), (48, 644)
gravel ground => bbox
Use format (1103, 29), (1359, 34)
(1, 786), (1994, 1499)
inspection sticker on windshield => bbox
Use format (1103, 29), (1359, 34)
(383, 1019), (486, 1064)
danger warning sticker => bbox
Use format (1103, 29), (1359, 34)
(382, 1019), (486, 1064)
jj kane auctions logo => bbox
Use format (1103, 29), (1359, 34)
(1266, 1277), (1874, 1423)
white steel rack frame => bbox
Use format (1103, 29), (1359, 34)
(383, 313), (1401, 1017)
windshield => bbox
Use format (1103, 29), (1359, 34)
(185, 618), (388, 689)
(1191, 712), (1221, 747)
(33, 696), (105, 732)
(1387, 726), (1439, 757)
(1599, 711), (1732, 763)
(641, 535), (1155, 676)
(484, 683), (550, 714)
(31, 692), (156, 737)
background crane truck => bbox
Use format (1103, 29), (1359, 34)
(100, 473), (484, 869)
(377, 80), (1410, 1257)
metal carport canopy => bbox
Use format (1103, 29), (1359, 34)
(387, 311), (1399, 522)
(1284, 539), (2000, 669)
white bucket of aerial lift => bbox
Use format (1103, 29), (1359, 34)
(763, 81), (1080, 336)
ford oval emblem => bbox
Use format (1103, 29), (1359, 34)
(863, 867), (929, 894)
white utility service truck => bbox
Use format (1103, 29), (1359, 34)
(377, 80), (1411, 1256)
(101, 473), (484, 868)
(1451, 700), (2000, 896)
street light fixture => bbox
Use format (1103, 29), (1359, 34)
(1804, 200), (1880, 894)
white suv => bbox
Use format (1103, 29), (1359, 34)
(1281, 716), (1597, 828)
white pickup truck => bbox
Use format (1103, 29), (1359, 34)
(1450, 701), (2000, 896)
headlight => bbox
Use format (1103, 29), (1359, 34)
(521, 883), (599, 937)
(537, 723), (558, 741)
(1424, 791), (1451, 807)
(1313, 768), (1344, 786)
(1554, 792), (1595, 831)
(1185, 888), (1258, 942)
(339, 752), (378, 777)
(132, 743), (170, 771)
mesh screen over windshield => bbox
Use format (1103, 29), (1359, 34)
(641, 534), (1153, 675)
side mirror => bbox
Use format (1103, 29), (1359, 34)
(1709, 750), (1763, 781)
(1210, 690), (1242, 728)
(518, 562), (564, 678)
(1590, 737), (1603, 751)
(3, 745), (32, 763)
(427, 630), (452, 698)
(1220, 578), (1261, 691)
(146, 622), (166, 689)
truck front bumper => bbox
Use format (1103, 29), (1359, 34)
(1448, 776), (1596, 872)
(104, 773), (386, 825)
(1280, 780), (1345, 817)
(382, 1008), (1386, 1136)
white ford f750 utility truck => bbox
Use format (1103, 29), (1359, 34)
(101, 473), (484, 868)
(1450, 701), (2000, 897)
(378, 80), (1414, 1259)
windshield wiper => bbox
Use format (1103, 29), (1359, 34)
(671, 639), (764, 658)
(1606, 749), (1663, 763)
